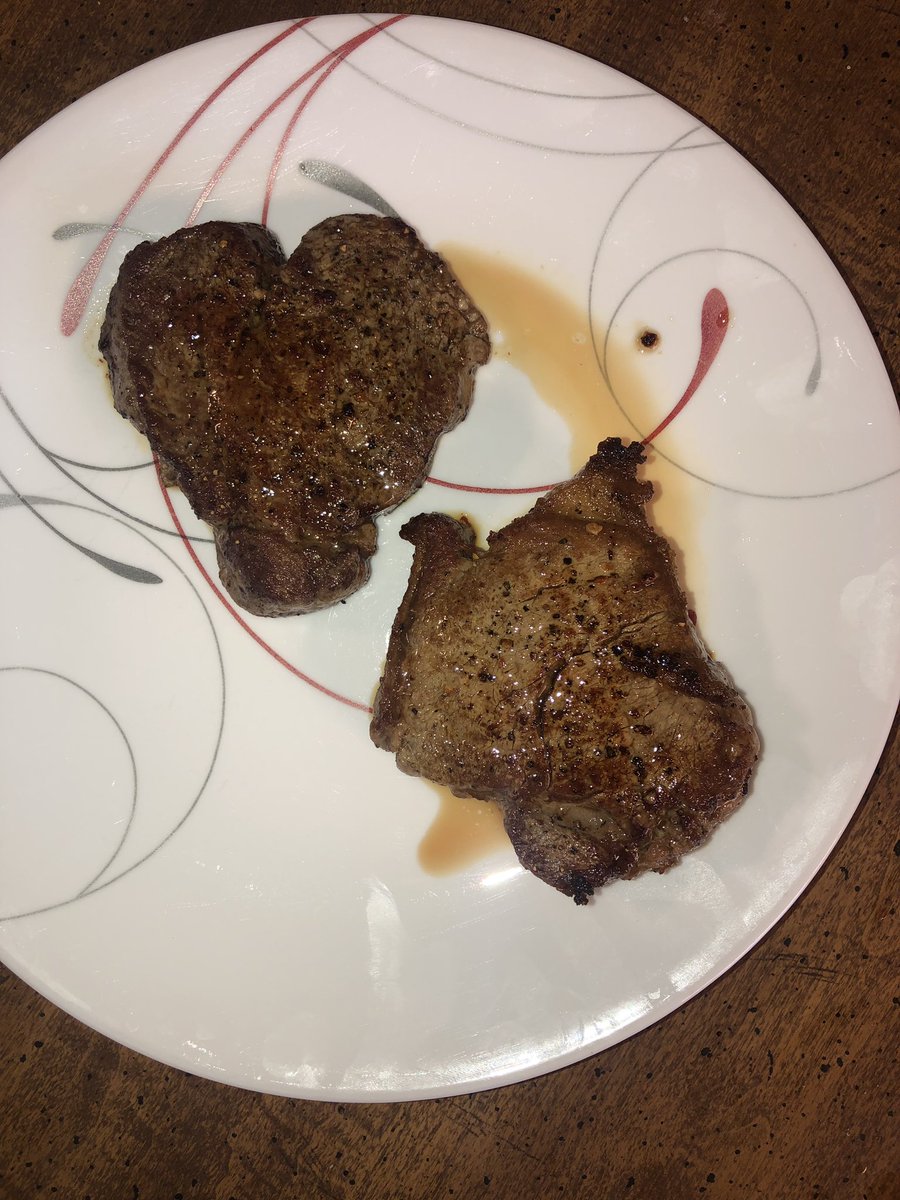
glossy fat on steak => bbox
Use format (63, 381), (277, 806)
(99, 216), (490, 615)
(371, 439), (760, 904)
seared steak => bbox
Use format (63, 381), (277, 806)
(99, 216), (490, 615)
(371, 439), (759, 903)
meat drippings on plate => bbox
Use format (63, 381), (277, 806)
(99, 215), (490, 616)
(371, 438), (759, 904)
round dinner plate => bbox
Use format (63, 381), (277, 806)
(0, 15), (897, 1101)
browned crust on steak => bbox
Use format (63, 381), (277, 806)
(371, 439), (760, 903)
(99, 216), (490, 614)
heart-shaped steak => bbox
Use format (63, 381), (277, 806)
(99, 215), (490, 614)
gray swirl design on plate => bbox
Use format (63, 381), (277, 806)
(363, 16), (653, 101)
(0, 495), (226, 921)
(0, 472), (162, 584)
(0, 666), (138, 910)
(47, 451), (153, 473)
(53, 221), (151, 240)
(587, 130), (822, 397)
(299, 160), (401, 219)
(640, 448), (899, 500)
(1, 382), (213, 543)
(300, 23), (721, 158)
(597, 247), (823, 400)
(591, 248), (900, 498)
(581, 133), (899, 497)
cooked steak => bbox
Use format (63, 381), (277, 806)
(371, 439), (759, 903)
(99, 215), (490, 615)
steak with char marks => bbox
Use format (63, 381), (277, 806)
(371, 439), (760, 903)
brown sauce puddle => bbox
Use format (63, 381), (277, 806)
(407, 246), (701, 876)
(417, 784), (509, 875)
(441, 244), (695, 542)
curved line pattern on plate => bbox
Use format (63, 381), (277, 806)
(1, 383), (213, 543)
(572, 126), (899, 498)
(0, 466), (162, 584)
(597, 247), (822, 400)
(2, 410), (366, 715)
(53, 222), (151, 241)
(301, 23), (723, 159)
(0, 494), (66, 509)
(591, 247), (900, 497)
(587, 123), (711, 354)
(0, 497), (227, 921)
(48, 452), (153, 473)
(60, 18), (313, 336)
(426, 477), (558, 496)
(640, 288), (730, 447)
(637, 447), (900, 501)
(361, 15), (654, 101)
(59, 17), (406, 330)
(261, 17), (407, 226)
(186, 16), (407, 228)
(584, 130), (823, 397)
(0, 665), (138, 915)
(298, 160), (402, 220)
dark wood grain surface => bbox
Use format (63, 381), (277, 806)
(1, 2), (897, 1197)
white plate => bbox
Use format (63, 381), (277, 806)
(0, 15), (897, 1101)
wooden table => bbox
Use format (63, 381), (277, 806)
(1, 2), (897, 1197)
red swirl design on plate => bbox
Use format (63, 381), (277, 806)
(61, 16), (408, 334)
(187, 16), (407, 227)
(60, 19), (312, 336)
(425, 478), (557, 495)
(641, 287), (729, 446)
(260, 16), (407, 226)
